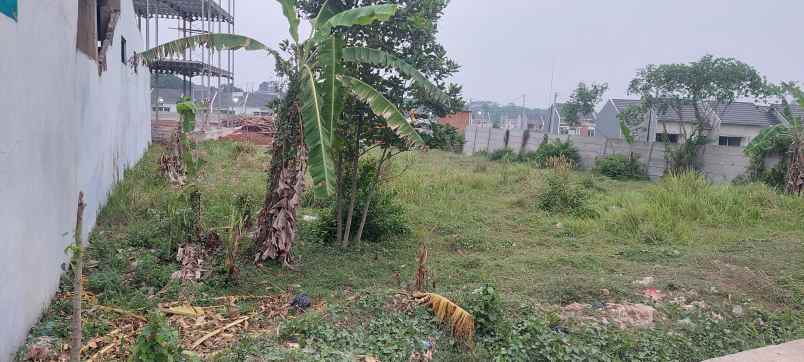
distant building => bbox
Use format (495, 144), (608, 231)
(596, 99), (780, 146)
(151, 87), (276, 116)
(439, 111), (472, 133)
(543, 103), (597, 136)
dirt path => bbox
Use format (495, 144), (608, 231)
(705, 339), (804, 362)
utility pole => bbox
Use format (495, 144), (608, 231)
(521, 94), (526, 129)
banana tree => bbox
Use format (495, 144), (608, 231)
(136, 0), (446, 266)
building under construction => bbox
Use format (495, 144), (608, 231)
(134, 0), (235, 113)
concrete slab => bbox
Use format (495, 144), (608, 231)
(704, 340), (804, 362)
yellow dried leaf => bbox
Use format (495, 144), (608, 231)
(162, 304), (205, 318)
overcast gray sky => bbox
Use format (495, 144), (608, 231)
(178, 0), (803, 109)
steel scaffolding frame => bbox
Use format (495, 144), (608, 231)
(136, 0), (235, 117)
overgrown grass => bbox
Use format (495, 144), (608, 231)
(19, 142), (804, 361)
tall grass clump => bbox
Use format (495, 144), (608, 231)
(487, 148), (519, 162)
(531, 138), (581, 168)
(536, 166), (597, 218)
(604, 172), (783, 243)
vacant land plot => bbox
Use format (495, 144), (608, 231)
(18, 141), (804, 361)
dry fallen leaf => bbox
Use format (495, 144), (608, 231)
(162, 304), (205, 318)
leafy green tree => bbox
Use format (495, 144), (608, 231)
(628, 55), (770, 171)
(618, 104), (645, 145)
(136, 1), (446, 264)
(561, 82), (608, 126)
(299, 0), (464, 245)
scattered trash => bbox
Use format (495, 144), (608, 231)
(408, 338), (435, 361)
(290, 293), (312, 310)
(634, 276), (655, 286)
(24, 336), (60, 361)
(642, 288), (666, 302)
(171, 244), (207, 281)
(302, 215), (318, 222)
(732, 305), (744, 317)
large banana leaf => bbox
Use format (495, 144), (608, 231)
(342, 47), (451, 106)
(313, 0), (345, 27)
(137, 33), (269, 65)
(314, 4), (399, 42)
(276, 0), (300, 43)
(301, 65), (336, 196)
(319, 36), (344, 142)
(339, 75), (425, 148)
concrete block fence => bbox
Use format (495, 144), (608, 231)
(463, 126), (752, 183)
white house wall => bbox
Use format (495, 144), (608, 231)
(0, 1), (150, 359)
(716, 124), (763, 145)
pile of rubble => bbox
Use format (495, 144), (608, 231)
(220, 116), (275, 146)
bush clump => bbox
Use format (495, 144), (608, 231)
(744, 125), (794, 189)
(487, 148), (519, 162)
(536, 170), (597, 217)
(465, 285), (507, 341)
(594, 154), (647, 180)
(306, 160), (410, 243)
(532, 138), (581, 168)
(423, 123), (464, 153)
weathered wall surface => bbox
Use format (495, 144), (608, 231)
(0, 1), (150, 359)
(464, 127), (751, 182)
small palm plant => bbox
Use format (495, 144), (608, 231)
(135, 0), (447, 265)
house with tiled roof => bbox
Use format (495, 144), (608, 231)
(596, 99), (779, 147)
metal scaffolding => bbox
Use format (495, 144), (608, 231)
(136, 0), (235, 117)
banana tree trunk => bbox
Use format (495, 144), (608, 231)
(254, 99), (307, 267)
(786, 142), (803, 195)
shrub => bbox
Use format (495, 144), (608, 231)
(423, 123), (464, 152)
(744, 125), (793, 189)
(465, 285), (506, 340)
(132, 253), (172, 289)
(306, 160), (410, 243)
(130, 312), (183, 362)
(536, 170), (596, 217)
(594, 154), (647, 180)
(532, 139), (581, 168)
(487, 148), (518, 162)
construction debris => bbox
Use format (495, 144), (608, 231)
(560, 302), (659, 329)
(220, 116), (276, 146)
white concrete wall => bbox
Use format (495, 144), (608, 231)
(716, 124), (764, 146)
(0, 1), (150, 359)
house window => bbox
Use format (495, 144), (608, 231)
(718, 136), (743, 147)
(657, 133), (680, 144)
(120, 36), (126, 64)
